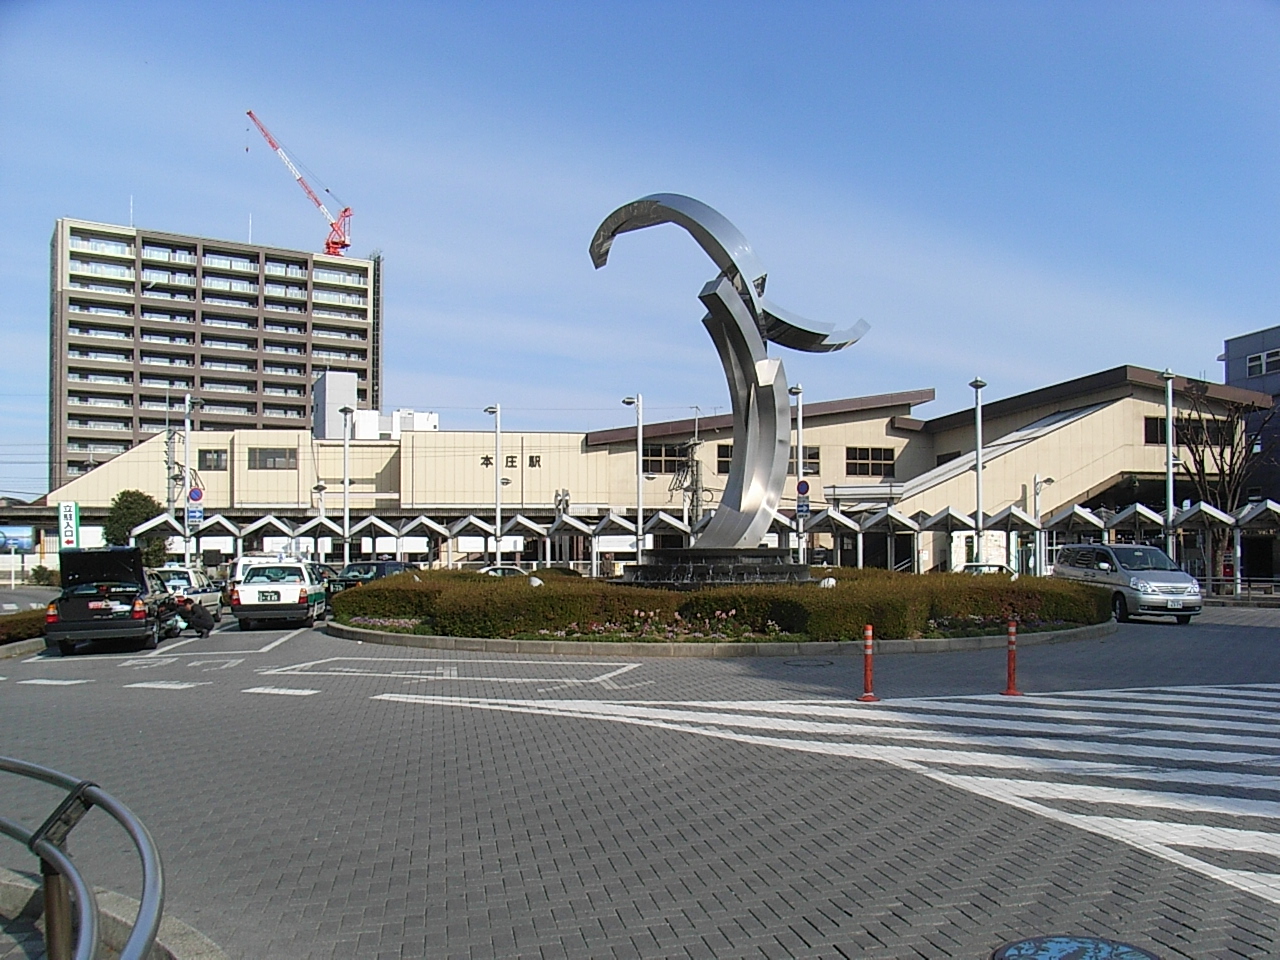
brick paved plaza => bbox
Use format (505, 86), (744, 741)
(4, 609), (1280, 958)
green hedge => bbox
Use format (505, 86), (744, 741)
(333, 570), (1110, 641)
(0, 609), (46, 644)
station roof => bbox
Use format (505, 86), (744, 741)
(923, 365), (1273, 435)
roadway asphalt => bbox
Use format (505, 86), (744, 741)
(3, 608), (1280, 958)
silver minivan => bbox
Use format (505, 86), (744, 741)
(1052, 544), (1202, 624)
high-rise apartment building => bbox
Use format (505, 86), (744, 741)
(49, 218), (383, 491)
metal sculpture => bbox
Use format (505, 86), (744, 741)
(592, 193), (868, 551)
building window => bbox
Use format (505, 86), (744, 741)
(198, 449), (228, 471)
(717, 444), (733, 475)
(248, 447), (297, 470)
(787, 445), (820, 477)
(1144, 416), (1231, 447)
(1247, 351), (1280, 378)
(846, 447), (896, 477)
(642, 443), (685, 474)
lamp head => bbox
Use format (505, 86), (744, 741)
(313, 483), (326, 493)
(788, 384), (803, 397)
(483, 406), (498, 415)
(1044, 477), (1055, 486)
(500, 477), (512, 486)
(969, 377), (987, 391)
(339, 405), (354, 415)
(1161, 368), (1175, 382)
(621, 397), (636, 406)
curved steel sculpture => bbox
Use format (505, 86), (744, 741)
(592, 193), (868, 551)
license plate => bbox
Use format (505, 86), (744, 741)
(1168, 599), (1183, 609)
(87, 600), (110, 609)
(260, 590), (280, 602)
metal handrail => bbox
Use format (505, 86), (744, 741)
(0, 756), (164, 960)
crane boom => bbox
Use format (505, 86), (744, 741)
(247, 110), (352, 256)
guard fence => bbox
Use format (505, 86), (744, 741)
(0, 755), (163, 960)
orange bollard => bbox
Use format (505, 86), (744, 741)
(858, 623), (880, 702)
(1001, 619), (1023, 696)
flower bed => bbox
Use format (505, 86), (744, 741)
(331, 570), (1110, 641)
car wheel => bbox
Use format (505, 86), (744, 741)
(1176, 614), (1192, 625)
(302, 613), (315, 628)
(213, 605), (223, 623)
(142, 623), (159, 650)
(57, 639), (75, 657)
(1112, 594), (1129, 623)
(239, 618), (254, 631)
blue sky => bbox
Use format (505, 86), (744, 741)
(2, 1), (1278, 499)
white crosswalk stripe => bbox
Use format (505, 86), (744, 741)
(380, 683), (1280, 905)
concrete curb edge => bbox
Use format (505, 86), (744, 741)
(326, 619), (1117, 657)
(0, 866), (228, 960)
(0, 637), (46, 660)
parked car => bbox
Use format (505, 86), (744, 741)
(45, 547), (181, 655)
(329, 561), (414, 598)
(1051, 544), (1202, 624)
(478, 564), (527, 578)
(154, 564), (223, 622)
(230, 562), (327, 630)
(957, 562), (1019, 581)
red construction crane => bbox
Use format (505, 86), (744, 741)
(247, 110), (352, 256)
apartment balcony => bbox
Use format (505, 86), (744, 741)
(69, 326), (132, 341)
(69, 237), (134, 259)
(201, 337), (257, 352)
(68, 396), (132, 409)
(203, 254), (260, 274)
(142, 247), (197, 264)
(140, 354), (195, 368)
(69, 260), (135, 281)
(68, 349), (132, 364)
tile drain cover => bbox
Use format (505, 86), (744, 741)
(783, 659), (833, 667)
(992, 936), (1161, 959)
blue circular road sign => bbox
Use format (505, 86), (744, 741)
(796, 480), (810, 496)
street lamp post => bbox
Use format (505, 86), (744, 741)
(789, 383), (805, 565)
(340, 405), (353, 565)
(182, 393), (202, 566)
(1033, 474), (1054, 575)
(1162, 369), (1177, 561)
(622, 395), (644, 565)
(484, 405), (502, 566)
(970, 377), (987, 564)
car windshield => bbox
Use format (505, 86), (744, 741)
(342, 564), (380, 579)
(243, 566), (305, 584)
(1110, 546), (1179, 572)
(156, 571), (193, 588)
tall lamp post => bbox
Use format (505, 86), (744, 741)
(340, 405), (353, 565)
(484, 405), (502, 566)
(1033, 474), (1054, 575)
(1162, 368), (1177, 561)
(789, 383), (805, 565)
(970, 377), (987, 564)
(182, 393), (203, 567)
(622, 394), (644, 565)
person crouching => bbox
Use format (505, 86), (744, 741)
(179, 597), (215, 638)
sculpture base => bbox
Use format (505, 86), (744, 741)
(619, 548), (811, 589)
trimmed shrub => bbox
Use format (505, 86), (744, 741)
(0, 609), (46, 644)
(332, 568), (1110, 640)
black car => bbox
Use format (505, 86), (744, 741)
(329, 560), (413, 597)
(45, 547), (181, 656)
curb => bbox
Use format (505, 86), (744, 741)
(0, 637), (46, 660)
(326, 619), (1117, 657)
(0, 866), (228, 960)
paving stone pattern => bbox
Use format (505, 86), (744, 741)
(1, 610), (1279, 958)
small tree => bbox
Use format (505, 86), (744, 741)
(103, 490), (169, 567)
(1177, 381), (1277, 578)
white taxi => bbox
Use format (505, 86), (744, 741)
(230, 563), (326, 630)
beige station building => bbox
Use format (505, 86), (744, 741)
(27, 364), (1273, 577)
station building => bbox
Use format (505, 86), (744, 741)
(24, 364), (1272, 577)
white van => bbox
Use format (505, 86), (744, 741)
(1052, 544), (1202, 624)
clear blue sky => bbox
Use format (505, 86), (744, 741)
(2, 1), (1278, 499)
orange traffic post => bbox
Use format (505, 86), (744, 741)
(1001, 619), (1023, 696)
(858, 623), (880, 702)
